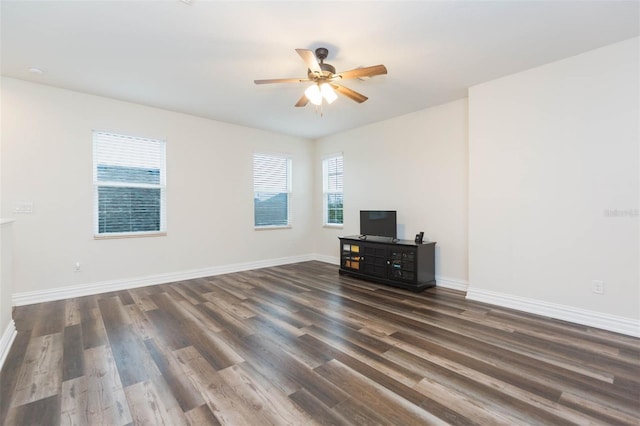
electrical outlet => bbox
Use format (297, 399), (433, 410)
(74, 262), (81, 272)
(13, 202), (34, 214)
(592, 280), (605, 295)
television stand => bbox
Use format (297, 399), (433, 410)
(338, 235), (436, 292)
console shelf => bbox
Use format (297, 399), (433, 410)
(338, 235), (436, 292)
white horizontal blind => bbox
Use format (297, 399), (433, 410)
(323, 155), (343, 225)
(93, 131), (166, 236)
(253, 153), (291, 227)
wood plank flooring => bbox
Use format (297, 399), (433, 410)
(1, 261), (638, 425)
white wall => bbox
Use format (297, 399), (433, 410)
(0, 221), (13, 339)
(2, 36), (638, 337)
(1, 78), (313, 295)
(313, 99), (469, 288)
(468, 38), (639, 323)
(0, 219), (16, 370)
(0, 81), (14, 348)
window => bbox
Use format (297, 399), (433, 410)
(253, 153), (292, 228)
(93, 131), (166, 237)
(323, 154), (343, 225)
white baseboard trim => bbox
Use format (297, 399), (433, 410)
(466, 288), (640, 338)
(435, 275), (468, 292)
(11, 255), (638, 338)
(12, 254), (316, 306)
(0, 320), (17, 371)
(313, 254), (340, 265)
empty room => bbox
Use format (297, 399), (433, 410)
(0, 1), (638, 425)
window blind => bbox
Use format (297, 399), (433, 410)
(93, 131), (166, 236)
(323, 155), (343, 225)
(253, 153), (292, 227)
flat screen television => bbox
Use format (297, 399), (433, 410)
(360, 210), (397, 239)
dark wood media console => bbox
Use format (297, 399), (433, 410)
(338, 235), (436, 292)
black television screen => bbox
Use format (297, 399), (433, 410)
(360, 210), (397, 239)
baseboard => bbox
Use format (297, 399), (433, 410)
(0, 320), (17, 371)
(12, 254), (315, 306)
(435, 275), (468, 292)
(11, 256), (638, 338)
(466, 288), (640, 338)
(313, 254), (340, 265)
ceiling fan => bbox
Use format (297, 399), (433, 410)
(254, 47), (387, 107)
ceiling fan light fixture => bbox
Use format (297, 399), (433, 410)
(305, 84), (323, 105)
(321, 83), (337, 104)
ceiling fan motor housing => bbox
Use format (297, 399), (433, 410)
(308, 63), (336, 79)
(320, 63), (335, 74)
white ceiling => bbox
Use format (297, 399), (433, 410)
(2, 1), (638, 139)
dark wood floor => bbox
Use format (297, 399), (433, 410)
(1, 261), (638, 425)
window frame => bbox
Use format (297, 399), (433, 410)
(322, 153), (344, 227)
(93, 131), (167, 239)
(253, 152), (292, 230)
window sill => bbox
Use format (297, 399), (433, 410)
(254, 225), (292, 231)
(94, 231), (167, 240)
(323, 224), (344, 229)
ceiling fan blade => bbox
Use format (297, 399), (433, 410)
(254, 78), (309, 84)
(295, 49), (322, 73)
(331, 84), (368, 103)
(295, 94), (309, 107)
(334, 64), (387, 80)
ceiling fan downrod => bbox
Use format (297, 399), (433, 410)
(314, 47), (336, 76)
